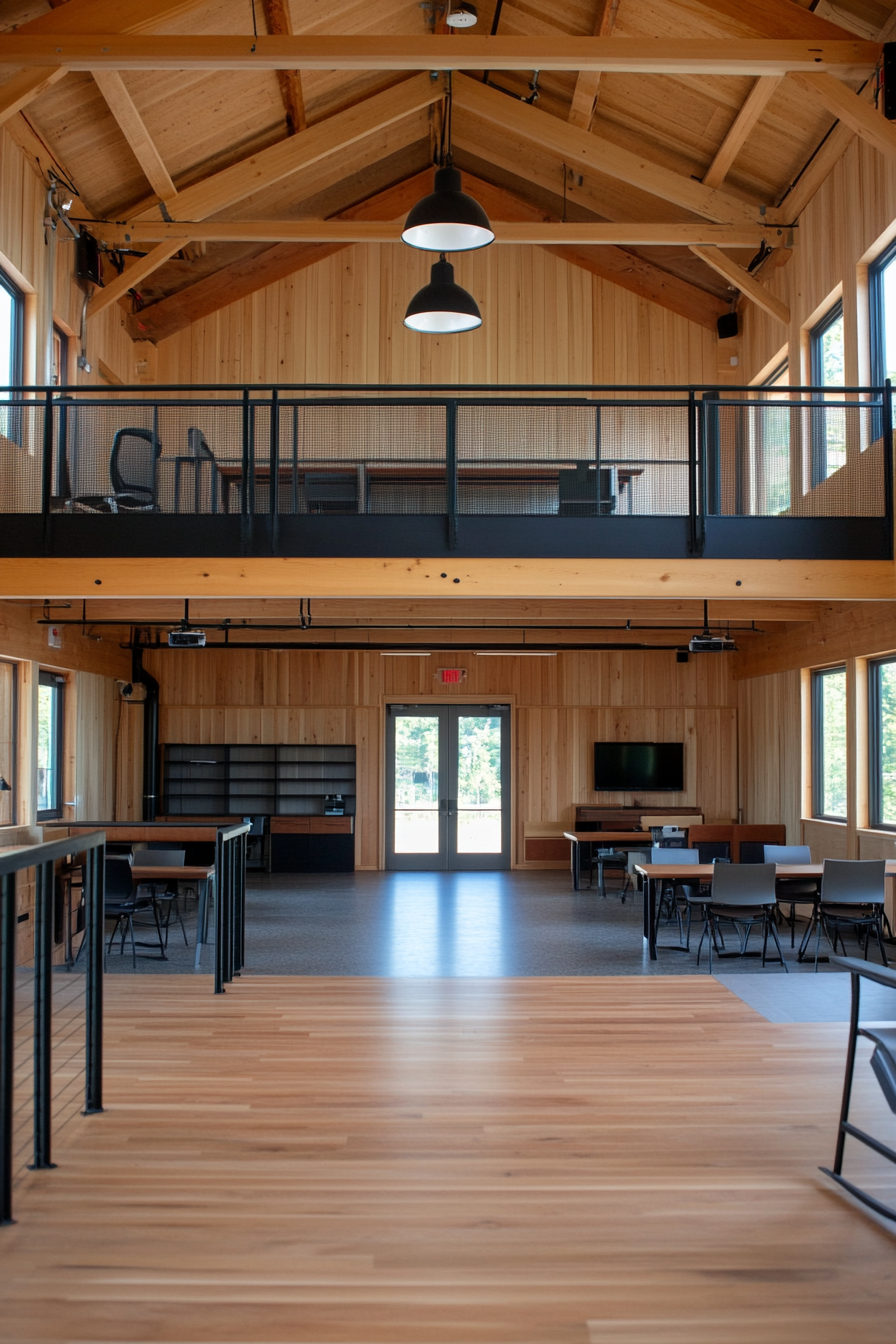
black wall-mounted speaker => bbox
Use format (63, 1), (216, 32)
(885, 43), (896, 120)
(717, 312), (739, 340)
(676, 650), (689, 664)
(75, 231), (102, 286)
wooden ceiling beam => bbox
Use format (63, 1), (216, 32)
(568, 0), (619, 132)
(91, 70), (177, 199)
(689, 244), (790, 323)
(0, 35), (879, 78)
(692, 0), (858, 42)
(788, 70), (896, 162)
(92, 219), (779, 247)
(0, 0), (209, 127)
(545, 244), (727, 331)
(261, 0), (306, 135)
(131, 73), (443, 224)
(453, 75), (774, 226)
(702, 76), (782, 189)
(87, 240), (188, 318)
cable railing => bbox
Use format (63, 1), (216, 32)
(1, 831), (104, 1226)
(0, 383), (890, 559)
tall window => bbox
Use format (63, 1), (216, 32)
(869, 657), (896, 828)
(0, 660), (16, 827)
(0, 267), (23, 392)
(870, 238), (896, 387)
(37, 671), (64, 820)
(812, 666), (847, 821)
(810, 301), (846, 484)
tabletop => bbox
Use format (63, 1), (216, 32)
(130, 864), (215, 882)
(635, 861), (896, 880)
(564, 831), (654, 844)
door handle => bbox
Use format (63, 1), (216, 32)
(439, 799), (456, 815)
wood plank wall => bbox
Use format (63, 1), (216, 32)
(741, 133), (896, 385)
(146, 646), (739, 869)
(154, 244), (720, 386)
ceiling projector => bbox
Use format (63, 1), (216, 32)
(688, 632), (736, 653)
(168, 629), (206, 648)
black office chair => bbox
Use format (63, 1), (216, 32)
(591, 847), (631, 901)
(812, 859), (888, 970)
(695, 862), (786, 973)
(133, 848), (188, 949)
(70, 427), (162, 513)
(558, 461), (617, 516)
(101, 855), (166, 967)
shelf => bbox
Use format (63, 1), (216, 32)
(163, 742), (357, 818)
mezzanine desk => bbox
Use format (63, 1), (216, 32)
(634, 861), (896, 961)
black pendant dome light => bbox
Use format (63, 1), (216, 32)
(401, 75), (494, 252)
(403, 253), (482, 333)
(403, 75), (488, 333)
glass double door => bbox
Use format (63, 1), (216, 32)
(386, 705), (510, 870)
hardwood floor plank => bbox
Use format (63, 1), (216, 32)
(0, 975), (893, 1343)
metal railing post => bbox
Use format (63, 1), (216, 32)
(885, 379), (894, 559)
(687, 390), (704, 556)
(41, 389), (53, 526)
(446, 400), (457, 550)
(214, 829), (226, 994)
(83, 843), (103, 1115)
(30, 860), (55, 1170)
(269, 388), (279, 520)
(0, 874), (14, 1224)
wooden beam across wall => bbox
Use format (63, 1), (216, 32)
(702, 76), (782, 189)
(87, 240), (187, 319)
(0, 558), (891, 601)
(261, 0), (306, 134)
(787, 71), (896, 162)
(93, 220), (781, 248)
(0, 35), (879, 77)
(689, 245), (790, 324)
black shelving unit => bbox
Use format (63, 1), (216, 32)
(162, 743), (357, 817)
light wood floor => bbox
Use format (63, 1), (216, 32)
(2, 975), (895, 1344)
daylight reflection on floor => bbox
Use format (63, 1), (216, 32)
(387, 875), (505, 976)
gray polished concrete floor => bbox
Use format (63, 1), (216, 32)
(98, 870), (896, 1023)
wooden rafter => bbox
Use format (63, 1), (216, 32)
(453, 75), (773, 226)
(689, 245), (790, 324)
(131, 73), (443, 225)
(787, 71), (896, 162)
(0, 35), (879, 77)
(261, 0), (306, 135)
(92, 70), (176, 199)
(702, 76), (782, 189)
(568, 0), (619, 131)
(87, 239), (187, 318)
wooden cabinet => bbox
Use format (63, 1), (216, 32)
(270, 816), (355, 873)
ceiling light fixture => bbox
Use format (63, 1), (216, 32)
(446, 1), (478, 26)
(401, 74), (494, 253)
(404, 253), (482, 333)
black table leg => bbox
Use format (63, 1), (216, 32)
(571, 839), (580, 891)
(644, 877), (657, 960)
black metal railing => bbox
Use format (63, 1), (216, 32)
(0, 382), (891, 560)
(1, 831), (103, 1226)
(214, 822), (249, 995)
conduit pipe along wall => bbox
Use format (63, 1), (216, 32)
(132, 646), (159, 822)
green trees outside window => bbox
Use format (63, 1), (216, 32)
(812, 666), (847, 821)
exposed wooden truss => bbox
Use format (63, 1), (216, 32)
(91, 70), (176, 199)
(261, 0), (306, 135)
(788, 71), (896, 161)
(87, 239), (186, 318)
(0, 35), (880, 77)
(567, 0), (620, 131)
(702, 76), (782, 190)
(689, 245), (791, 324)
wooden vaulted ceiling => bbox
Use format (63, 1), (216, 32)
(2, 0), (895, 341)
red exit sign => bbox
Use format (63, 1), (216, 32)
(436, 668), (467, 684)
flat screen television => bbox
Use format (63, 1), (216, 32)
(594, 742), (684, 792)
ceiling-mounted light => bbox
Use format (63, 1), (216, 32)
(401, 164), (494, 252)
(446, 1), (478, 26)
(404, 253), (481, 334)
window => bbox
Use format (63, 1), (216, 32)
(753, 357), (791, 515)
(810, 301), (846, 484)
(870, 238), (896, 387)
(869, 657), (896, 828)
(0, 660), (16, 827)
(37, 671), (64, 820)
(812, 666), (847, 821)
(52, 324), (68, 387)
(0, 267), (23, 393)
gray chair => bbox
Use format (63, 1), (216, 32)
(696, 862), (786, 973)
(813, 859), (888, 971)
(132, 849), (188, 949)
(764, 844), (819, 949)
(100, 855), (166, 967)
(651, 847), (701, 942)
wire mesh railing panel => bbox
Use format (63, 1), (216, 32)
(49, 969), (87, 1148)
(0, 401), (44, 512)
(12, 965), (35, 1181)
(709, 400), (886, 517)
(271, 403), (448, 516)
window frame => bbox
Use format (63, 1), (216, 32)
(869, 237), (896, 389)
(868, 655), (896, 830)
(809, 300), (845, 488)
(0, 266), (24, 392)
(36, 670), (65, 822)
(52, 324), (68, 388)
(811, 664), (848, 823)
(0, 658), (17, 827)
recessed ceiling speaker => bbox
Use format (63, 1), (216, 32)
(717, 312), (739, 340)
(446, 2), (477, 26)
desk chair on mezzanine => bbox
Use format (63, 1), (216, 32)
(132, 848), (189, 949)
(68, 427), (162, 513)
(763, 844), (819, 950)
